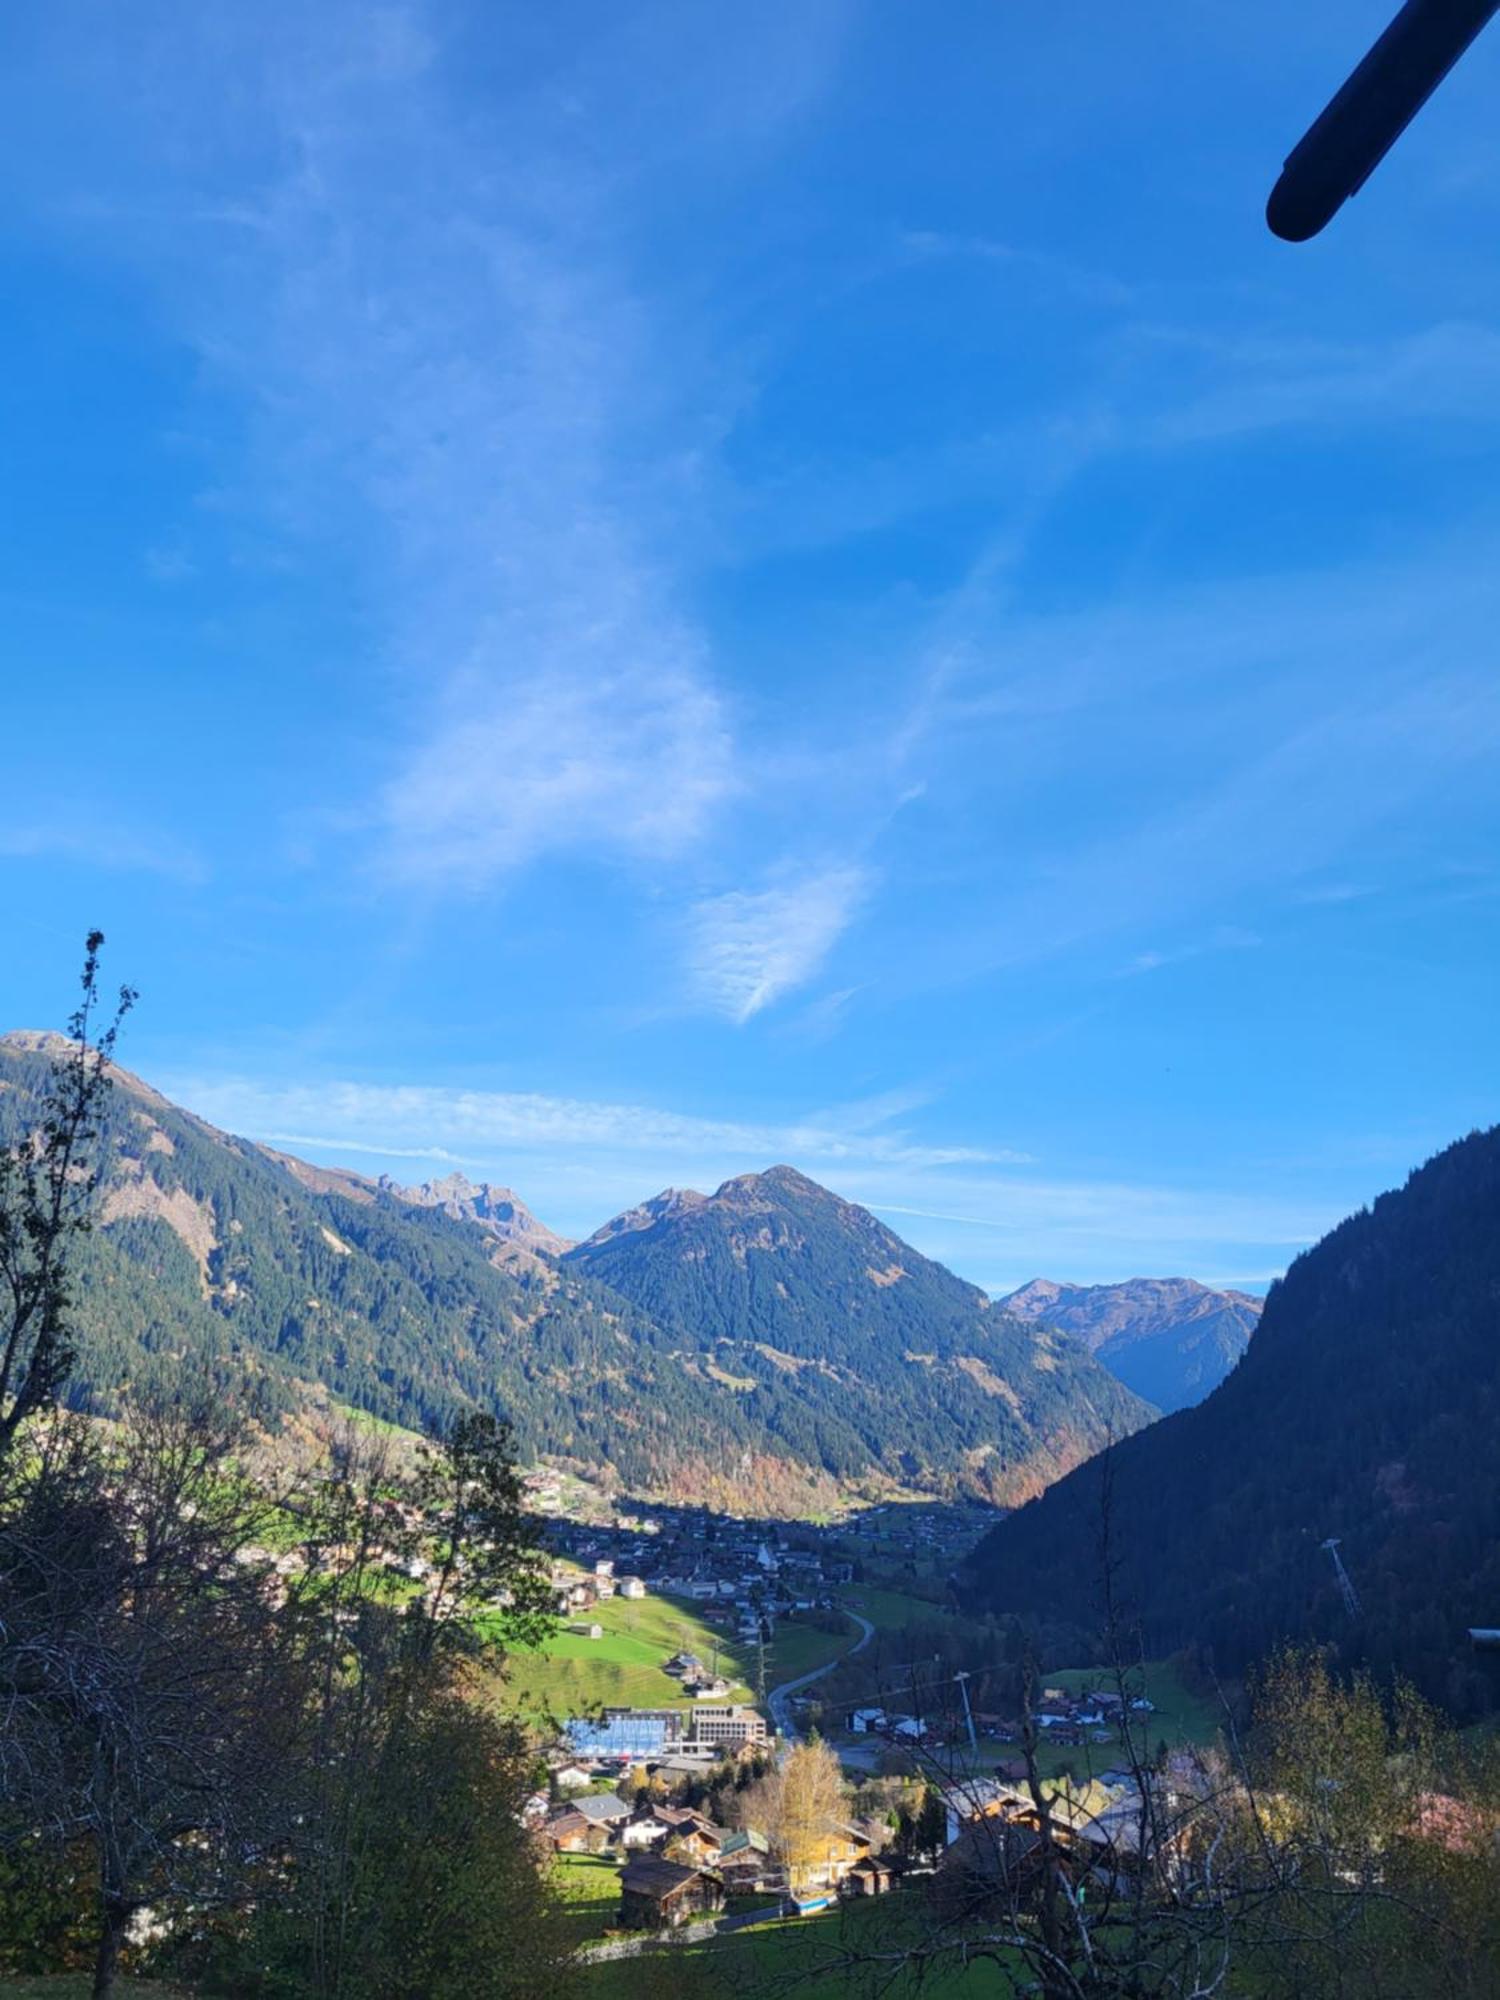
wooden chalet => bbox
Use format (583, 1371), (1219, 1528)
(935, 1818), (1053, 1920)
(717, 1827), (771, 1888)
(841, 1852), (896, 1897)
(656, 1806), (726, 1865)
(546, 1807), (592, 1853)
(618, 1857), (726, 1931)
(795, 1822), (872, 1890)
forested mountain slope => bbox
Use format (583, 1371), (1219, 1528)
(967, 1127), (1500, 1718)
(0, 1038), (1148, 1510)
(563, 1165), (1154, 1504)
(0, 1036), (743, 1496)
(999, 1276), (1260, 1413)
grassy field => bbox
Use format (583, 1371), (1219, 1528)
(498, 1590), (755, 1719)
(0, 1984), (188, 1998)
(551, 1851), (626, 1949)
(1043, 1660), (1226, 1750)
(839, 1584), (948, 1633)
(574, 1886), (1017, 1999)
(764, 1608), (857, 1684)
(955, 1657), (1227, 1781)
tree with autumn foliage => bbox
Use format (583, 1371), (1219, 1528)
(746, 1737), (847, 1893)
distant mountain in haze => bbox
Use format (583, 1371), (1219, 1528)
(563, 1164), (1154, 1505)
(0, 1036), (1151, 1513)
(967, 1126), (1500, 1719)
(998, 1277), (1261, 1414)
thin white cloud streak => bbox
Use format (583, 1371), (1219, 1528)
(155, 1067), (1340, 1290)
(1138, 321), (1500, 449)
(1115, 926), (1262, 979)
(685, 866), (870, 1021)
(865, 1183), (1315, 1250)
(853, 1171), (1335, 1293)
(880, 540), (1500, 989)
(162, 1072), (1004, 1173)
(0, 821), (207, 884)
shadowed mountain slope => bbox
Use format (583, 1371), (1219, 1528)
(967, 1127), (1500, 1718)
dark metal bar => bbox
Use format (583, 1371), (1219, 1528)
(1267, 0), (1500, 241)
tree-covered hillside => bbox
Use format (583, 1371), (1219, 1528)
(0, 1040), (1147, 1510)
(564, 1165), (1154, 1504)
(0, 1038), (795, 1501)
(966, 1126), (1500, 1718)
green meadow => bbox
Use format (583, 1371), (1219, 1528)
(497, 1590), (756, 1719)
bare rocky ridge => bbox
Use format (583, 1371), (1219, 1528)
(578, 1187), (709, 1247)
(383, 1171), (574, 1257)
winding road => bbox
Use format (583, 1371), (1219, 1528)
(766, 1608), (875, 1741)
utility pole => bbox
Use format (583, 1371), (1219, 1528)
(1321, 1537), (1361, 1618)
(954, 1670), (978, 1754)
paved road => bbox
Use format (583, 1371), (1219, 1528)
(767, 1608), (875, 1740)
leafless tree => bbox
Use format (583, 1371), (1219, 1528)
(0, 932), (135, 1453)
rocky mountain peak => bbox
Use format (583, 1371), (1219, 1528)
(380, 1172), (573, 1254)
(580, 1186), (708, 1248)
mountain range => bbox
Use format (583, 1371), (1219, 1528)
(997, 1277), (1261, 1414)
(966, 1124), (1500, 1719)
(0, 1033), (1150, 1514)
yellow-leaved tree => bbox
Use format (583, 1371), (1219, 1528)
(747, 1738), (846, 1892)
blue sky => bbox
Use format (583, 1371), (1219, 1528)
(2, 0), (1498, 1290)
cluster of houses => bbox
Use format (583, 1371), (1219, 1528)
(845, 1705), (933, 1745)
(1026, 1684), (1155, 1749)
(662, 1650), (733, 1701)
(537, 1789), (891, 1929)
(540, 1754), (1183, 1935)
(550, 1557), (647, 1624)
(538, 1500), (852, 1656)
(935, 1770), (1156, 1913)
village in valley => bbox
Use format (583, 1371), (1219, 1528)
(509, 1476), (1216, 1980)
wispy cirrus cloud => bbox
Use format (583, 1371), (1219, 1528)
(1140, 320), (1500, 449)
(871, 530), (1500, 998)
(40, 3), (848, 896)
(156, 1065), (1323, 1289)
(1116, 926), (1262, 979)
(235, 50), (738, 890)
(158, 1069), (1000, 1174)
(0, 819), (207, 884)
(685, 865), (870, 1021)
(383, 658), (735, 887)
